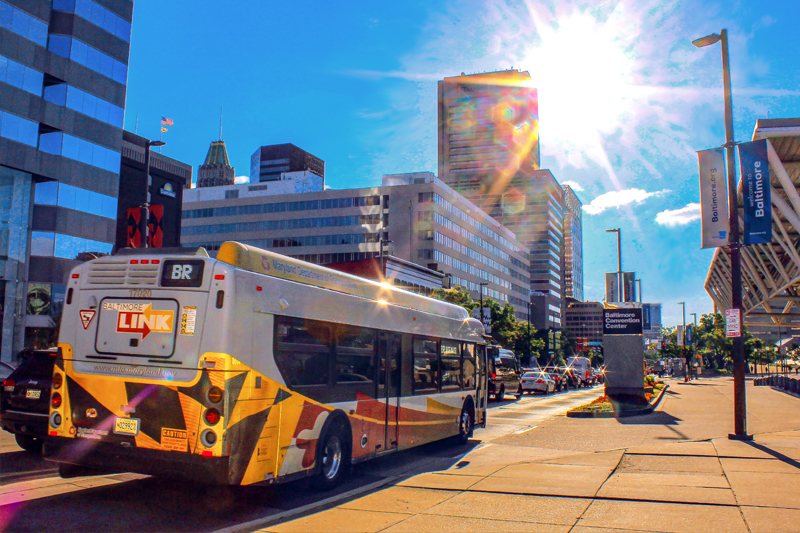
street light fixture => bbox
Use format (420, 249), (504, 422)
(140, 139), (166, 248)
(692, 29), (750, 440)
(606, 228), (622, 302)
(479, 282), (489, 335)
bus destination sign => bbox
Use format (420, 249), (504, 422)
(603, 308), (643, 335)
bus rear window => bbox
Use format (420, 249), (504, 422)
(161, 260), (205, 288)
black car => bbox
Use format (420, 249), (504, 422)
(543, 367), (567, 392)
(487, 347), (522, 401)
(1, 349), (57, 453)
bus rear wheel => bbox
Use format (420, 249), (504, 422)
(454, 404), (474, 445)
(312, 422), (350, 491)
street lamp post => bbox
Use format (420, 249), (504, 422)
(479, 282), (488, 333)
(527, 300), (532, 365)
(693, 29), (750, 440)
(379, 239), (393, 281)
(678, 302), (688, 381)
(606, 229), (622, 302)
(140, 140), (166, 248)
(635, 278), (642, 304)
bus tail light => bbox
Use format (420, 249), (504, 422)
(50, 412), (62, 429)
(200, 429), (217, 447)
(51, 392), (62, 408)
(216, 290), (224, 309)
(207, 386), (223, 404)
(204, 408), (221, 426)
(52, 373), (63, 390)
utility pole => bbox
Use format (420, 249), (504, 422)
(606, 228), (622, 301)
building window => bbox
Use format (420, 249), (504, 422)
(34, 181), (117, 219)
(47, 35), (127, 85)
(0, 2), (47, 47)
(52, 0), (131, 42)
(0, 54), (43, 96)
(43, 84), (124, 127)
(38, 132), (121, 173)
(224, 189), (239, 199)
(0, 110), (38, 147)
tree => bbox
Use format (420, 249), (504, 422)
(430, 285), (543, 364)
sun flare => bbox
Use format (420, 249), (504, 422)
(523, 8), (636, 161)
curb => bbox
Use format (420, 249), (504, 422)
(566, 384), (669, 419)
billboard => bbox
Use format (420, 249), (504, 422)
(697, 147), (730, 249)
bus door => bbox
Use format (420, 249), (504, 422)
(475, 344), (488, 427)
(377, 332), (401, 452)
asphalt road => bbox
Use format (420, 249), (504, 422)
(1, 385), (602, 533)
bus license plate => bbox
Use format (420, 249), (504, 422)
(114, 417), (140, 436)
(26, 389), (41, 399)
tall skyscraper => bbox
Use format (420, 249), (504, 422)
(197, 140), (234, 188)
(438, 70), (565, 330)
(0, 0), (132, 362)
(249, 143), (324, 184)
(562, 184), (584, 302)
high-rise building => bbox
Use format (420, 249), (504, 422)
(562, 184), (584, 301)
(249, 143), (324, 184)
(565, 299), (604, 358)
(0, 0), (132, 362)
(438, 71), (566, 329)
(181, 172), (532, 321)
(197, 140), (234, 188)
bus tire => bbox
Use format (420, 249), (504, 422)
(495, 385), (505, 402)
(15, 434), (42, 454)
(311, 418), (350, 491)
(454, 401), (474, 445)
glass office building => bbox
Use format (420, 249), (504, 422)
(0, 0), (132, 362)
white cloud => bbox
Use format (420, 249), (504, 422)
(583, 188), (669, 215)
(655, 203), (701, 227)
(561, 180), (584, 191)
(234, 175), (249, 184)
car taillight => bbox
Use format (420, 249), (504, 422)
(491, 373), (496, 380)
(3, 379), (14, 392)
(51, 392), (62, 408)
(204, 408), (221, 426)
(536, 379), (544, 383)
(52, 373), (63, 390)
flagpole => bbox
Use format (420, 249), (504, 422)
(159, 117), (163, 153)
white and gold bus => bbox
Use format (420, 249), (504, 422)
(46, 242), (488, 488)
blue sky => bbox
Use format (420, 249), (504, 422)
(123, 0), (800, 328)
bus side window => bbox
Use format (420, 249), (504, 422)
(440, 339), (461, 392)
(274, 317), (331, 387)
(412, 337), (438, 395)
(462, 343), (476, 389)
(335, 325), (375, 384)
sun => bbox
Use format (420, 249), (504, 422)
(522, 7), (636, 161)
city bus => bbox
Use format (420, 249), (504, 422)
(45, 242), (487, 488)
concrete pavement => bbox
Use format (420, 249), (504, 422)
(257, 378), (800, 533)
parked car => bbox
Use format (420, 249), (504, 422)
(487, 347), (522, 400)
(0, 349), (57, 453)
(543, 367), (568, 391)
(593, 367), (606, 384)
(521, 370), (556, 394)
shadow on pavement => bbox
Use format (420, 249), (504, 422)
(0, 449), (58, 483)
(615, 411), (683, 426)
(2, 437), (480, 533)
(745, 441), (800, 470)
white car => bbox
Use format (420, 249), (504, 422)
(521, 370), (556, 394)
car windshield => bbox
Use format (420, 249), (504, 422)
(522, 371), (539, 378)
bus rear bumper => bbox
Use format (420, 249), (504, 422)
(43, 437), (230, 485)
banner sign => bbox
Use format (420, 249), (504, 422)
(605, 273), (619, 303)
(676, 325), (684, 346)
(698, 148), (730, 249)
(482, 307), (491, 335)
(725, 308), (741, 337)
(642, 304), (651, 331)
(739, 139), (772, 245)
(623, 272), (636, 302)
(603, 308), (643, 335)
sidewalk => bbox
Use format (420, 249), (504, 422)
(257, 378), (800, 533)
